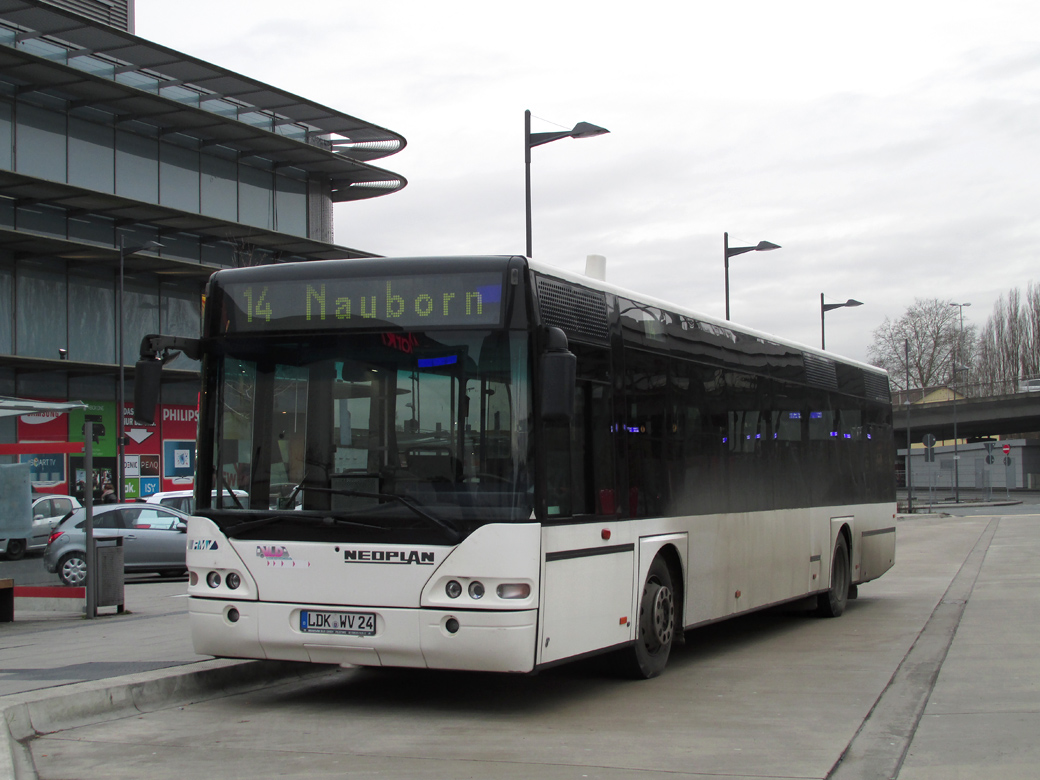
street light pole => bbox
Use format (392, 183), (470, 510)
(820, 294), (864, 350)
(949, 301), (971, 503)
(724, 233), (781, 320)
(116, 236), (161, 502)
(524, 109), (609, 258)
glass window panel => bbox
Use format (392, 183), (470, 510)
(0, 99), (12, 170)
(69, 374), (114, 402)
(16, 203), (66, 237)
(68, 213), (115, 247)
(69, 268), (115, 363)
(115, 131), (158, 203)
(159, 281), (201, 371)
(159, 142), (200, 212)
(16, 261), (67, 359)
(274, 174), (307, 237)
(160, 379), (199, 406)
(239, 165), (273, 229)
(122, 276), (160, 365)
(158, 85), (200, 106)
(200, 99), (238, 118)
(239, 111), (273, 131)
(201, 241), (235, 268)
(0, 257), (12, 352)
(16, 372), (67, 400)
(0, 196), (12, 229)
(115, 71), (160, 91)
(161, 232), (200, 261)
(67, 54), (115, 76)
(68, 117), (114, 192)
(200, 153), (238, 221)
(15, 103), (66, 182)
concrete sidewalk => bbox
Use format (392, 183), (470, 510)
(1, 581), (200, 698)
(1, 579), (323, 779)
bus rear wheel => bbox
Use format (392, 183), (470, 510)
(817, 535), (850, 618)
(623, 556), (675, 679)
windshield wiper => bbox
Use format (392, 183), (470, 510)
(284, 484), (463, 543)
(222, 513), (388, 536)
(218, 474), (244, 509)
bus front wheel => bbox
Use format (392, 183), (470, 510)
(817, 535), (850, 618)
(624, 556), (675, 679)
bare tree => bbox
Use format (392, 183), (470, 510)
(976, 281), (1040, 395)
(867, 298), (976, 392)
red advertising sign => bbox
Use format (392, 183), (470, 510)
(17, 399), (70, 442)
(122, 403), (161, 456)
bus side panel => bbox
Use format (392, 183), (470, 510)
(538, 522), (635, 665)
(857, 524), (896, 583)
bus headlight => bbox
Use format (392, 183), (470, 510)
(468, 581), (485, 599)
(445, 580), (462, 599)
(206, 571), (221, 588)
(496, 583), (531, 599)
(225, 572), (241, 590)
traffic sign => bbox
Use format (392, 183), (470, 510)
(1003, 444), (1011, 455)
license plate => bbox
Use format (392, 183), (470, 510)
(300, 610), (376, 636)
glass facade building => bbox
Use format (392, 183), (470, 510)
(0, 0), (406, 500)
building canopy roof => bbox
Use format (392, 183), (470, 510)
(0, 0), (405, 157)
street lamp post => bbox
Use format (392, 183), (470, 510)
(116, 236), (162, 502)
(820, 294), (864, 350)
(524, 109), (609, 258)
(724, 233), (780, 320)
(949, 301), (971, 503)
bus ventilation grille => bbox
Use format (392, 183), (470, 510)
(803, 353), (838, 390)
(535, 276), (610, 341)
(862, 371), (891, 402)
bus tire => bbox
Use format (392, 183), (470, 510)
(624, 555), (675, 679)
(816, 534), (850, 618)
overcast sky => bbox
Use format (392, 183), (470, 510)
(136, 1), (1039, 363)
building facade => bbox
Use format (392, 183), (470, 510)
(0, 0), (406, 500)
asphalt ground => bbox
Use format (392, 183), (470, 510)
(2, 508), (1038, 779)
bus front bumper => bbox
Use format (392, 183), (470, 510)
(189, 597), (537, 673)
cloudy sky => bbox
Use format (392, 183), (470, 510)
(136, 1), (1039, 363)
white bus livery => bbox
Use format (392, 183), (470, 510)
(136, 255), (896, 678)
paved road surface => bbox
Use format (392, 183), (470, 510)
(3, 512), (1038, 779)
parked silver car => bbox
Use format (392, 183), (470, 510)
(43, 503), (191, 586)
(1, 494), (81, 560)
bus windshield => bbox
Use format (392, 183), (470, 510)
(207, 329), (533, 540)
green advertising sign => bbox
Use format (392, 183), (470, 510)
(68, 401), (117, 458)
(122, 478), (141, 500)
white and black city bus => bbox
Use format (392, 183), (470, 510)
(136, 255), (896, 678)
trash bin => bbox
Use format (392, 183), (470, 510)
(95, 535), (125, 612)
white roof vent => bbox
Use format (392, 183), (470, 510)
(585, 254), (606, 281)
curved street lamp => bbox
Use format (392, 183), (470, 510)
(820, 294), (864, 350)
(950, 301), (971, 503)
(525, 109), (609, 258)
(117, 236), (162, 502)
(724, 233), (780, 320)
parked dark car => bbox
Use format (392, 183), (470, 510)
(43, 503), (190, 586)
(1, 493), (81, 560)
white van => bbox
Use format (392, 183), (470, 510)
(142, 489), (248, 514)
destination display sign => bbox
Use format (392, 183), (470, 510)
(221, 272), (504, 332)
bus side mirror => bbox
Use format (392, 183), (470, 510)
(540, 327), (576, 422)
(134, 358), (163, 425)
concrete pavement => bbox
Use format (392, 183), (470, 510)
(2, 512), (1039, 779)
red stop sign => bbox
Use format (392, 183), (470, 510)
(1003, 444), (1011, 455)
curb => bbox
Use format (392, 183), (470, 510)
(1, 658), (341, 780)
